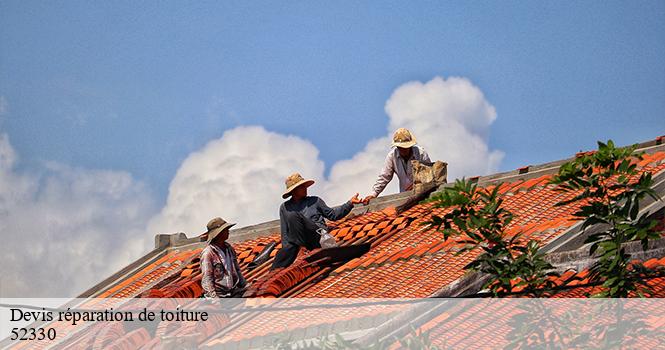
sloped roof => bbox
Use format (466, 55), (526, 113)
(84, 140), (665, 300)
(7, 137), (665, 350)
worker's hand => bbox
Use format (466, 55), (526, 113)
(362, 195), (375, 205)
(350, 193), (362, 205)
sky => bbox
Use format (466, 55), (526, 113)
(1, 1), (664, 297)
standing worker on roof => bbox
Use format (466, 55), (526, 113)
(200, 217), (247, 298)
(272, 173), (362, 269)
(363, 128), (431, 204)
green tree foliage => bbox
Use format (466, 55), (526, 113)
(550, 140), (661, 297)
(425, 179), (558, 297)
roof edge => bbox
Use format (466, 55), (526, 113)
(77, 247), (167, 298)
(475, 137), (665, 187)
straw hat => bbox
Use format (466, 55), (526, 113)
(205, 217), (236, 244)
(282, 172), (315, 199)
(392, 128), (417, 148)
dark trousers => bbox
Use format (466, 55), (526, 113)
(272, 212), (321, 269)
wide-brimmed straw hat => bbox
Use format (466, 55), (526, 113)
(282, 172), (315, 199)
(205, 217), (236, 244)
(392, 128), (417, 148)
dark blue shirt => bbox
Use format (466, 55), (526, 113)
(279, 196), (353, 245)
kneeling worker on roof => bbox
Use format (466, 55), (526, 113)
(272, 173), (362, 269)
(363, 128), (431, 204)
(200, 217), (247, 298)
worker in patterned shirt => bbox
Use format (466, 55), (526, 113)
(363, 128), (431, 204)
(200, 217), (247, 298)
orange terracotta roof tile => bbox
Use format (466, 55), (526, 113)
(392, 217), (407, 225)
(367, 228), (380, 237)
(337, 227), (351, 236)
(644, 258), (660, 269)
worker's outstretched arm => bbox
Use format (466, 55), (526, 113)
(371, 151), (395, 197)
(318, 197), (354, 221)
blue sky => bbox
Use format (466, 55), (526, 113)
(2, 1), (664, 201)
(1, 1), (665, 297)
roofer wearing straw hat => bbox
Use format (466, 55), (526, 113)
(200, 217), (247, 298)
(272, 173), (362, 269)
(362, 128), (431, 204)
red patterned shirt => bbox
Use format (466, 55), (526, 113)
(200, 242), (246, 298)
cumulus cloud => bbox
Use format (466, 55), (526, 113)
(0, 132), (156, 297)
(152, 76), (504, 233)
(147, 126), (325, 232)
(386, 77), (503, 178)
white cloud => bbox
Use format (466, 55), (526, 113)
(320, 136), (396, 205)
(147, 126), (325, 232)
(0, 133), (156, 297)
(0, 133), (16, 170)
(385, 76), (503, 180)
